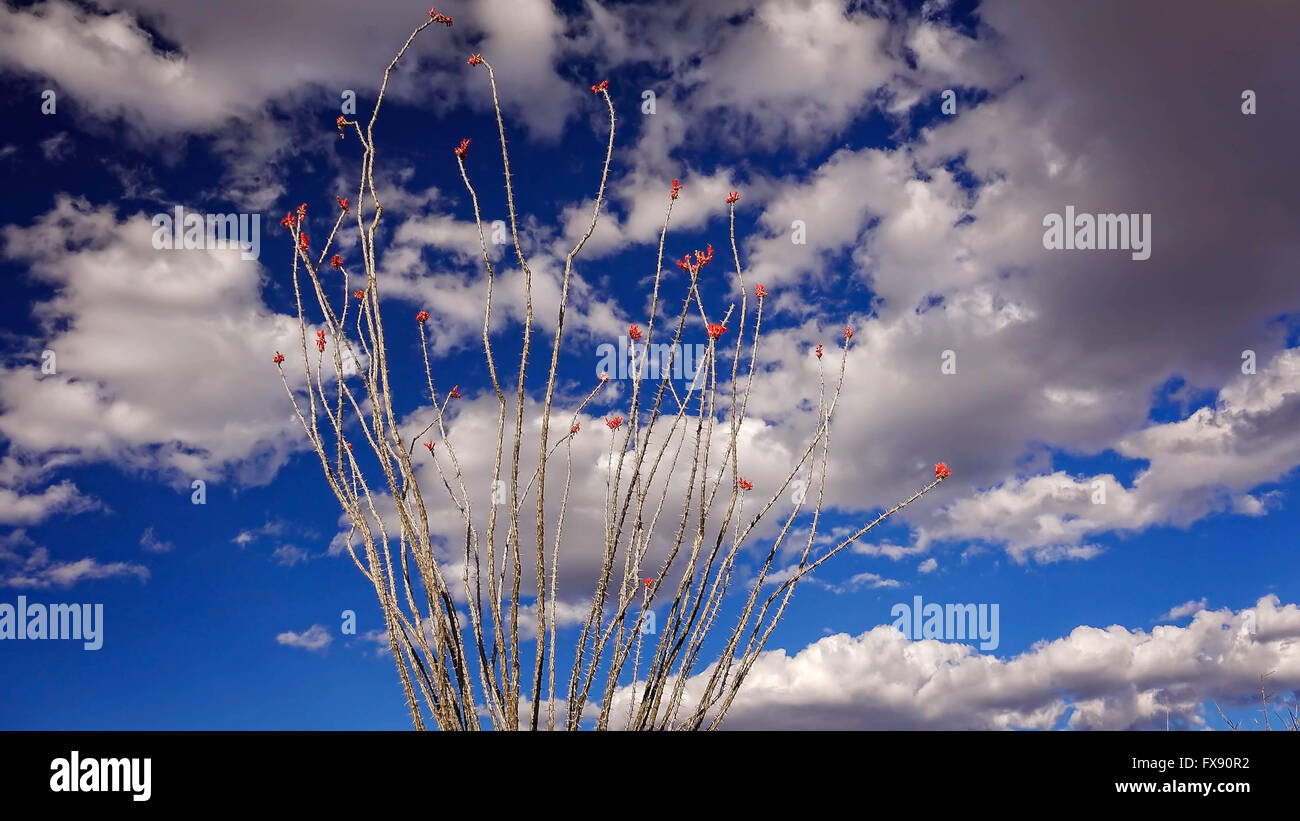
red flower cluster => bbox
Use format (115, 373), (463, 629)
(570, 422), (580, 434)
(643, 577), (654, 589)
(605, 415), (623, 430)
(346, 442), (353, 452)
(934, 462), (952, 479)
(844, 326), (854, 341)
(296, 202), (307, 219)
(738, 477), (753, 491)
(628, 324), (643, 342)
(337, 196), (349, 214)
(467, 53), (483, 66)
(416, 310), (430, 323)
(273, 351), (285, 365)
(299, 233), (309, 251)
(755, 283), (769, 299)
(429, 8), (453, 25)
(280, 212), (297, 229)
(598, 370), (610, 382)
(448, 385), (462, 399)
(591, 79), (609, 94)
(706, 323), (727, 340)
(423, 441), (435, 452)
(675, 244), (715, 274)
(330, 254), (343, 270)
(354, 289), (364, 301)
(316, 329), (326, 353)
(670, 179), (682, 200)
(725, 191), (740, 204)
(815, 343), (823, 360)
(336, 115), (347, 138)
(454, 138), (470, 160)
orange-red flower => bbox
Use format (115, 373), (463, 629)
(815, 343), (823, 360)
(296, 202), (307, 219)
(467, 53), (483, 66)
(628, 324), (643, 342)
(706, 323), (727, 340)
(336, 115), (346, 136)
(643, 577), (654, 589)
(934, 462), (952, 479)
(423, 441), (435, 452)
(330, 254), (343, 269)
(299, 233), (309, 251)
(273, 351), (285, 364)
(280, 212), (296, 229)
(591, 79), (609, 94)
(755, 283), (769, 299)
(416, 310), (430, 323)
(354, 289), (364, 301)
(570, 422), (580, 434)
(337, 196), (349, 214)
(844, 325), (854, 341)
(606, 415), (623, 430)
(670, 179), (682, 199)
(598, 370), (610, 382)
(316, 329), (326, 353)
(431, 11), (452, 25)
(448, 385), (462, 399)
(738, 477), (753, 491)
(725, 191), (740, 204)
(454, 138), (470, 160)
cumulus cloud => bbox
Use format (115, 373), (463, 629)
(599, 596), (1300, 730)
(276, 623), (332, 651)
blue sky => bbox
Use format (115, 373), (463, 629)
(0, 0), (1298, 730)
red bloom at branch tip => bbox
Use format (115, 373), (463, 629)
(815, 343), (823, 360)
(431, 12), (452, 26)
(316, 329), (326, 352)
(330, 254), (343, 269)
(675, 254), (690, 271)
(844, 325), (854, 341)
(416, 310), (430, 323)
(467, 53), (483, 66)
(337, 196), (349, 214)
(725, 191), (740, 204)
(296, 202), (307, 218)
(354, 289), (364, 301)
(454, 138), (470, 159)
(570, 422), (580, 434)
(605, 415), (623, 430)
(273, 351), (285, 365)
(628, 323), (643, 342)
(935, 462), (952, 480)
(706, 323), (727, 340)
(346, 442), (353, 452)
(755, 283), (769, 299)
(423, 441), (435, 452)
(598, 370), (610, 382)
(448, 385), (462, 399)
(591, 79), (609, 94)
(738, 477), (753, 492)
(643, 577), (654, 589)
(429, 6), (436, 17)
(280, 212), (296, 229)
(670, 179), (682, 199)
(299, 234), (309, 250)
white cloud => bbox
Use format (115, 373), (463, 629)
(276, 623), (332, 651)
(598, 596), (1300, 730)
